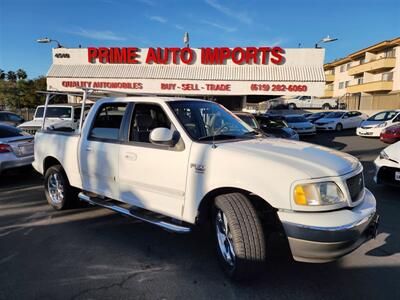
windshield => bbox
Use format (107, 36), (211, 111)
(285, 116), (307, 123)
(236, 114), (258, 129)
(35, 107), (72, 119)
(169, 101), (256, 141)
(258, 118), (287, 128)
(325, 112), (345, 118)
(367, 111), (398, 121)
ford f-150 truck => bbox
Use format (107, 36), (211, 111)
(33, 97), (379, 279)
(284, 96), (338, 110)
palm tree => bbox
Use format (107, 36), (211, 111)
(16, 69), (27, 80)
(0, 69), (5, 80)
(7, 71), (17, 82)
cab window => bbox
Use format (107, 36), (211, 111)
(129, 103), (171, 143)
(89, 103), (127, 141)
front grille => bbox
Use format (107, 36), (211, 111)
(377, 167), (400, 186)
(346, 172), (364, 202)
(21, 127), (39, 135)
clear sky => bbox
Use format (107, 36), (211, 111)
(0, 0), (399, 78)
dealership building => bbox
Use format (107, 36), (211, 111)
(46, 46), (326, 110)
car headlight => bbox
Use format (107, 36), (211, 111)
(379, 150), (389, 160)
(377, 122), (387, 128)
(293, 182), (345, 206)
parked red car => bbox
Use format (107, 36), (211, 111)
(380, 123), (400, 144)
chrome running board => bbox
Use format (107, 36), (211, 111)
(78, 192), (191, 233)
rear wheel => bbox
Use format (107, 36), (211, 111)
(322, 103), (331, 110)
(213, 193), (266, 280)
(335, 123), (343, 132)
(44, 165), (78, 210)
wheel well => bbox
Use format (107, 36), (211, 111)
(196, 187), (281, 231)
(43, 157), (62, 173)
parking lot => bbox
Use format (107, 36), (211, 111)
(0, 130), (399, 300)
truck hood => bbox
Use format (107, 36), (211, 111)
(218, 138), (360, 178)
(18, 119), (74, 129)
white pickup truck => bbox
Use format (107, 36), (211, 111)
(33, 97), (379, 279)
(285, 96), (338, 110)
(18, 104), (91, 135)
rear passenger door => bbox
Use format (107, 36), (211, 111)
(118, 102), (190, 219)
(79, 102), (127, 199)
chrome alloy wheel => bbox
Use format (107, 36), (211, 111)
(47, 172), (64, 204)
(215, 209), (236, 266)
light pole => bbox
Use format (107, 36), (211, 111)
(315, 35), (338, 48)
(36, 37), (63, 48)
(183, 32), (190, 48)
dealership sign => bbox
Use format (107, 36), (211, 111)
(48, 47), (325, 96)
(87, 47), (285, 65)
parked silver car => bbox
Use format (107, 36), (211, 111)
(0, 124), (34, 174)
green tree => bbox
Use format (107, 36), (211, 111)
(16, 69), (27, 80)
(6, 71), (17, 82)
(0, 69), (5, 80)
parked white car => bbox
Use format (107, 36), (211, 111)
(33, 97), (379, 279)
(0, 124), (34, 174)
(18, 104), (91, 135)
(284, 96), (338, 110)
(374, 141), (400, 186)
(315, 111), (367, 131)
(283, 115), (316, 135)
(357, 110), (400, 137)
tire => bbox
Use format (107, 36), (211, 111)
(335, 123), (343, 132)
(322, 103), (331, 110)
(288, 103), (296, 110)
(213, 193), (266, 280)
(44, 165), (78, 210)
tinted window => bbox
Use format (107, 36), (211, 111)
(0, 125), (25, 138)
(0, 113), (7, 121)
(285, 116), (307, 123)
(35, 107), (72, 118)
(89, 103), (127, 140)
(8, 113), (22, 121)
(367, 111), (398, 121)
(129, 103), (171, 143)
(258, 118), (287, 128)
(326, 112), (345, 118)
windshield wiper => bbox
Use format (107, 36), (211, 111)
(198, 134), (239, 141)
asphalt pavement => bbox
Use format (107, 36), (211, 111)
(0, 130), (399, 300)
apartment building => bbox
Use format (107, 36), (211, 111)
(323, 37), (400, 109)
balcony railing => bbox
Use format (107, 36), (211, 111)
(325, 73), (335, 82)
(348, 57), (396, 75)
(347, 80), (393, 93)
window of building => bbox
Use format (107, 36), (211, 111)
(346, 63), (351, 70)
(89, 103), (127, 141)
(340, 65), (346, 72)
(384, 48), (396, 58)
(339, 82), (344, 89)
(382, 72), (393, 81)
(344, 81), (350, 88)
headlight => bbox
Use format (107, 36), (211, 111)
(293, 182), (345, 206)
(377, 122), (387, 128)
(379, 150), (389, 160)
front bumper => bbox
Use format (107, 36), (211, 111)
(278, 188), (378, 263)
(356, 127), (381, 137)
(374, 157), (400, 186)
(294, 128), (316, 135)
(0, 155), (34, 174)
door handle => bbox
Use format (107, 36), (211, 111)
(86, 147), (92, 152)
(124, 152), (137, 161)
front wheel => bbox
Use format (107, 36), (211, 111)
(322, 103), (331, 110)
(44, 165), (78, 210)
(213, 193), (266, 280)
(335, 123), (343, 132)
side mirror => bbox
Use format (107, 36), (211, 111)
(149, 127), (179, 147)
